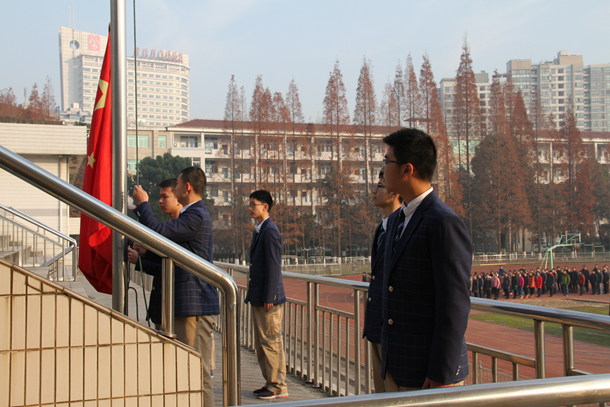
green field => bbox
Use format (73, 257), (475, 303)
(469, 306), (610, 347)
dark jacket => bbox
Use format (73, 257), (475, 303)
(381, 191), (471, 387)
(363, 220), (389, 344)
(245, 217), (286, 307)
(134, 200), (220, 316)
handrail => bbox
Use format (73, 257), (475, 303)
(219, 261), (610, 397)
(0, 144), (241, 407)
(0, 210), (77, 280)
(245, 373), (610, 407)
(220, 261), (610, 331)
(0, 203), (77, 244)
(470, 297), (610, 331)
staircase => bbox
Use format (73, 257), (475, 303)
(0, 259), (205, 406)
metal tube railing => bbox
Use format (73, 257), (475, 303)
(218, 260), (610, 400)
(0, 144), (240, 407)
(245, 373), (610, 407)
(0, 209), (77, 280)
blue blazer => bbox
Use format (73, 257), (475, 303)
(363, 221), (386, 344)
(134, 200), (220, 317)
(381, 191), (472, 387)
(245, 217), (286, 307)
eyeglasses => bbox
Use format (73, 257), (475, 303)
(382, 158), (403, 165)
(249, 203), (265, 208)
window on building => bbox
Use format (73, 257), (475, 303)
(158, 135), (167, 148)
(138, 135), (149, 148)
(211, 186), (218, 197)
(128, 135), (136, 147)
(223, 191), (229, 203)
(204, 141), (218, 152)
(180, 136), (198, 148)
(192, 157), (201, 167)
(128, 159), (137, 171)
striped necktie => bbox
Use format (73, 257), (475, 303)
(377, 227), (386, 250)
(392, 210), (406, 254)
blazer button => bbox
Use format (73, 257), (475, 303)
(388, 319), (393, 325)
(368, 297), (372, 302)
(371, 275), (375, 280)
(388, 286), (394, 292)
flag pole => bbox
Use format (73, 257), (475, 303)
(111, 0), (127, 313)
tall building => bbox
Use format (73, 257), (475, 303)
(58, 26), (190, 127)
(439, 51), (610, 134)
(438, 72), (490, 157)
(506, 50), (610, 132)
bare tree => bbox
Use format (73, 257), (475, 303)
(353, 57), (377, 196)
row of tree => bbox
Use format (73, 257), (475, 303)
(210, 37), (610, 260)
(212, 51), (465, 261)
(0, 77), (57, 121)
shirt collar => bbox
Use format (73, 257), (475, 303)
(381, 216), (389, 232)
(401, 187), (434, 219)
(254, 216), (269, 233)
(180, 201), (197, 214)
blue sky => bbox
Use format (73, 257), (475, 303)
(1, 0), (609, 122)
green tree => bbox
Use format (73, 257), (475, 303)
(128, 153), (193, 220)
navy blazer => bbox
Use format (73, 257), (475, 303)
(381, 191), (472, 387)
(134, 200), (220, 317)
(245, 217), (286, 307)
(363, 221), (386, 344)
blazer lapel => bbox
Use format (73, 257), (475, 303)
(371, 223), (383, 269)
(251, 217), (271, 254)
(388, 192), (436, 273)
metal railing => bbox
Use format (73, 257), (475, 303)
(0, 144), (241, 407)
(245, 373), (610, 407)
(218, 262), (368, 396)
(474, 251), (610, 265)
(217, 261), (610, 404)
(0, 203), (77, 281)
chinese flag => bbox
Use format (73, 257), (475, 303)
(79, 29), (113, 294)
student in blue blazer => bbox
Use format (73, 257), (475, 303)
(380, 128), (472, 391)
(133, 166), (218, 407)
(245, 190), (288, 400)
(363, 171), (402, 393)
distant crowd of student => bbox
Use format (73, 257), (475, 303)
(470, 264), (610, 299)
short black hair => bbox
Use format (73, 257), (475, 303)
(180, 167), (206, 196)
(382, 128), (437, 181)
(158, 178), (177, 190)
(250, 190), (274, 210)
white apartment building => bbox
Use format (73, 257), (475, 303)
(506, 50), (610, 132)
(438, 51), (610, 135)
(58, 27), (189, 127)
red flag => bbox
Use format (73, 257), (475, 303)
(79, 29), (113, 294)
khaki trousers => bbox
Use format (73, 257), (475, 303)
(175, 315), (216, 407)
(370, 342), (387, 393)
(384, 366), (464, 392)
(251, 305), (288, 394)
